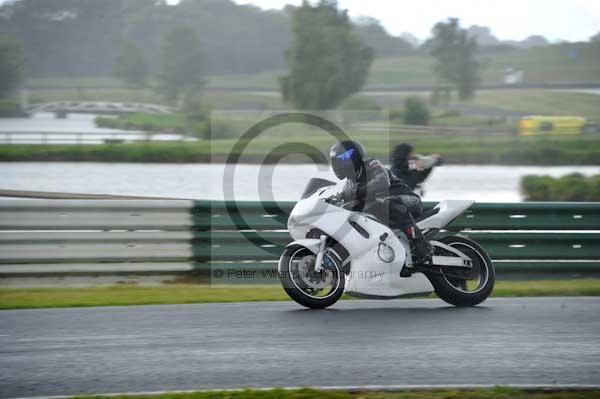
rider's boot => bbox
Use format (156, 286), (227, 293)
(387, 200), (432, 266)
(406, 222), (433, 265)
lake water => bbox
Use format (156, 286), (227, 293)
(1, 162), (598, 202)
(0, 112), (598, 202)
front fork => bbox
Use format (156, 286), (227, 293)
(313, 235), (327, 273)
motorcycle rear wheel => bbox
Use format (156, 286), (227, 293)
(427, 235), (495, 307)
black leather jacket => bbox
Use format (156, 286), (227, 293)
(340, 158), (414, 211)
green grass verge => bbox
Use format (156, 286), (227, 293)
(95, 113), (188, 133)
(429, 113), (511, 128)
(1, 279), (599, 310)
(366, 90), (600, 121)
(26, 76), (126, 89)
(0, 142), (211, 163)
(0, 284), (288, 310)
(26, 88), (164, 104)
(25, 88), (285, 110)
(474, 90), (600, 121)
(1, 132), (599, 164)
(0, 99), (27, 117)
(65, 387), (600, 399)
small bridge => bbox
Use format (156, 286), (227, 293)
(25, 101), (176, 117)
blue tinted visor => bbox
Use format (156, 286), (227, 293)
(335, 148), (356, 166)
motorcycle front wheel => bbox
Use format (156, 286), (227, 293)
(278, 245), (345, 309)
(427, 235), (495, 307)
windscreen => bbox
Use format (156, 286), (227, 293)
(300, 178), (336, 199)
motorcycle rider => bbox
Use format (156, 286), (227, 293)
(391, 142), (442, 192)
(329, 140), (432, 263)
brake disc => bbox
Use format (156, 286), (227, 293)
(297, 255), (331, 290)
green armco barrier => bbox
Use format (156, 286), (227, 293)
(200, 201), (600, 274)
(0, 200), (598, 275)
(198, 201), (600, 231)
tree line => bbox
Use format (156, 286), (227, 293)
(5, 0), (595, 113)
(0, 0), (486, 112)
(0, 0), (415, 79)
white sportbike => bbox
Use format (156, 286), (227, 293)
(279, 178), (495, 308)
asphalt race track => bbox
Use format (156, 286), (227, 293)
(1, 297), (599, 398)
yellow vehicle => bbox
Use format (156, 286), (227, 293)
(519, 116), (598, 136)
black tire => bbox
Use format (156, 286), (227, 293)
(279, 245), (345, 309)
(426, 235), (495, 307)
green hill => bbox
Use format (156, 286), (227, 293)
(205, 42), (600, 89)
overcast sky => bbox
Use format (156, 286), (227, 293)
(223, 0), (600, 42)
(2, 0), (599, 42)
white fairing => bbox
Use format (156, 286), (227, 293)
(287, 185), (440, 298)
(416, 200), (474, 230)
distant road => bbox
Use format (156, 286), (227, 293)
(25, 82), (600, 93)
(555, 88), (600, 96)
(202, 82), (600, 93)
(1, 297), (599, 398)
